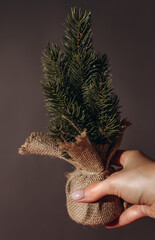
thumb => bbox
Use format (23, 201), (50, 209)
(71, 177), (116, 202)
(105, 204), (147, 228)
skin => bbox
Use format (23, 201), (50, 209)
(72, 150), (155, 228)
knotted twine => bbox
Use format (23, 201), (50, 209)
(19, 119), (129, 226)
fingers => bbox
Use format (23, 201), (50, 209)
(71, 151), (127, 202)
(105, 204), (147, 228)
(110, 150), (125, 167)
(71, 178), (116, 202)
(111, 150), (147, 169)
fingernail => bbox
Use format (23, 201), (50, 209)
(71, 189), (84, 200)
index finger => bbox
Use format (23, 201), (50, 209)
(110, 150), (125, 167)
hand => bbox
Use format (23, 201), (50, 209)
(71, 150), (155, 228)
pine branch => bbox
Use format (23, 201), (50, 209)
(41, 7), (122, 145)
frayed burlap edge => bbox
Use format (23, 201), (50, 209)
(19, 132), (63, 158)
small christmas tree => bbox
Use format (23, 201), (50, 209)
(19, 7), (130, 226)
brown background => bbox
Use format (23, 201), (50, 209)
(0, 0), (155, 239)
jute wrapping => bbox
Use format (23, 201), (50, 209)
(19, 120), (129, 226)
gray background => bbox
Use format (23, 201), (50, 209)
(0, 0), (155, 239)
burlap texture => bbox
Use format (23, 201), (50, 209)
(18, 120), (129, 226)
(58, 127), (127, 225)
(65, 169), (123, 225)
(19, 132), (63, 157)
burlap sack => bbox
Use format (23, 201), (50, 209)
(19, 120), (129, 226)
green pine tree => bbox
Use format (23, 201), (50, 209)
(41, 7), (122, 148)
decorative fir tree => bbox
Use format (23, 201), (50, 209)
(19, 7), (130, 226)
